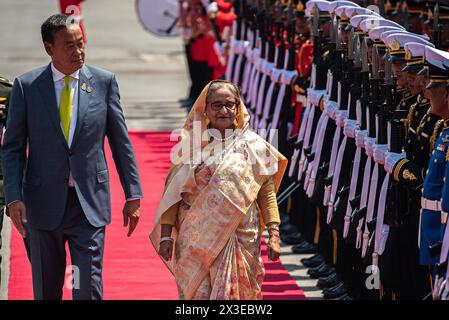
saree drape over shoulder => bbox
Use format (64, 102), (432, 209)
(150, 80), (287, 300)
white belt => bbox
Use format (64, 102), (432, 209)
(327, 136), (347, 224)
(323, 125), (341, 206)
(343, 146), (362, 239)
(362, 163), (380, 258)
(421, 198), (442, 211)
(372, 174), (391, 267)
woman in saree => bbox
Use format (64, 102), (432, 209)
(150, 80), (288, 300)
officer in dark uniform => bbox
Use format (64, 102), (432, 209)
(0, 76), (12, 287)
(417, 47), (449, 282)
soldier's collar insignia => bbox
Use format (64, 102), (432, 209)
(391, 38), (401, 51)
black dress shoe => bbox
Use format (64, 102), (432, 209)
(307, 261), (326, 274)
(302, 254), (325, 268)
(322, 281), (345, 295)
(280, 223), (298, 235)
(308, 264), (336, 279)
(301, 253), (323, 265)
(281, 232), (305, 245)
(323, 284), (347, 299)
(317, 272), (340, 289)
(291, 241), (317, 254)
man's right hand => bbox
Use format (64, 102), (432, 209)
(8, 201), (27, 238)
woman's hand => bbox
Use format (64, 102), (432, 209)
(266, 226), (281, 261)
(159, 240), (174, 261)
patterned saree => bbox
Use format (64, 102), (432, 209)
(150, 80), (287, 300)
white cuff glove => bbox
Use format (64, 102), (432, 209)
(325, 100), (338, 119)
(307, 89), (326, 106)
(355, 129), (367, 148)
(343, 119), (358, 138)
(335, 110), (348, 127)
(364, 137), (376, 158)
(373, 144), (389, 165)
(384, 151), (406, 174)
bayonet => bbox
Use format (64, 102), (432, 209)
(336, 25), (343, 51)
(347, 28), (355, 60)
(372, 44), (380, 80)
(330, 11), (337, 43)
(354, 37), (362, 68)
(385, 51), (393, 86)
(361, 37), (369, 73)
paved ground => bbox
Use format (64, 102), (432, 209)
(0, 0), (321, 300)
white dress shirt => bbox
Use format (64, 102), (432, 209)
(51, 63), (79, 187)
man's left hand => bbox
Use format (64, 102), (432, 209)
(123, 199), (141, 237)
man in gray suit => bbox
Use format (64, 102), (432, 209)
(1, 14), (143, 300)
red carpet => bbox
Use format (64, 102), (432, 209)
(7, 131), (305, 300)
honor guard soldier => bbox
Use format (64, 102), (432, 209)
(418, 47), (449, 276)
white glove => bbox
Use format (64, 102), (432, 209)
(343, 119), (358, 138)
(384, 151), (406, 174)
(207, 1), (218, 14)
(364, 137), (376, 158)
(307, 89), (326, 106)
(335, 110), (348, 127)
(325, 100), (338, 119)
(373, 144), (389, 165)
(355, 129), (367, 148)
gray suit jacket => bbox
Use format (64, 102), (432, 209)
(2, 64), (143, 230)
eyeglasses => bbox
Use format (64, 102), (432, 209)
(208, 101), (238, 111)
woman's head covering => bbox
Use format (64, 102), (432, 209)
(170, 79), (250, 171)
